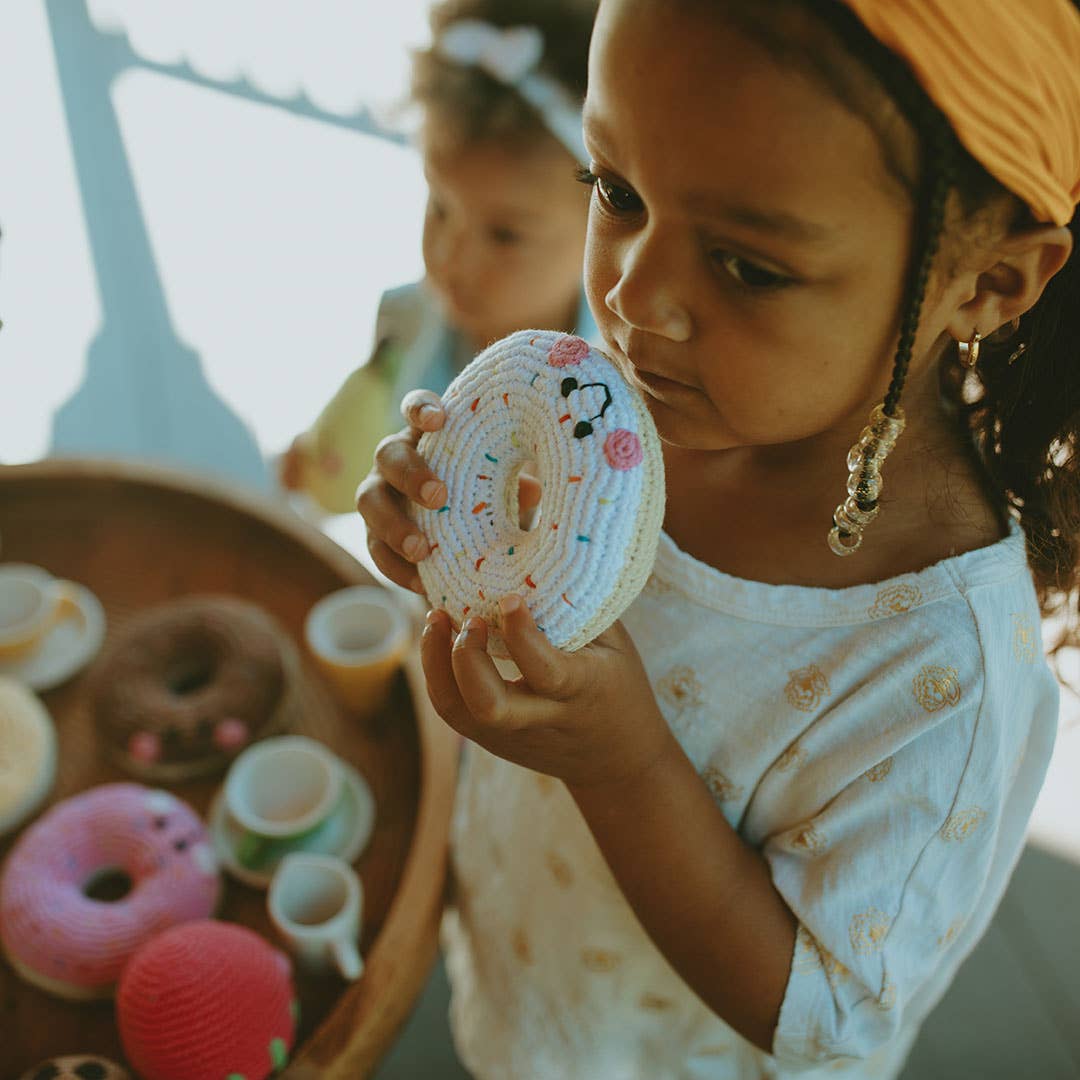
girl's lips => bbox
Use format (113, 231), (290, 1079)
(635, 369), (697, 396)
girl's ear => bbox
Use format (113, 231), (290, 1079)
(947, 223), (1073, 340)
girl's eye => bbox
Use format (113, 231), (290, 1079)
(576, 167), (641, 214)
(716, 252), (793, 290)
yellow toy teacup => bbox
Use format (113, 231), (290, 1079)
(0, 564), (81, 662)
(304, 586), (411, 714)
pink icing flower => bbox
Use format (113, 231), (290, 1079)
(128, 730), (162, 763)
(212, 717), (250, 751)
(547, 335), (589, 368)
(604, 429), (644, 471)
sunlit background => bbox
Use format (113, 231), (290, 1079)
(0, 0), (429, 472)
(0, 0), (1076, 865)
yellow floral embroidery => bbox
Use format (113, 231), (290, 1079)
(785, 664), (830, 712)
(865, 757), (894, 783)
(702, 764), (744, 803)
(792, 925), (821, 974)
(868, 582), (923, 618)
(912, 665), (961, 712)
(512, 927), (533, 964)
(937, 917), (966, 949)
(819, 944), (850, 985)
(638, 992), (674, 1012)
(1011, 613), (1039, 662)
(791, 825), (828, 855)
(792, 926), (849, 982)
(940, 807), (987, 842)
(878, 981), (897, 1010)
(777, 744), (807, 772)
(657, 665), (705, 711)
(849, 908), (891, 954)
(546, 850), (574, 888)
(535, 773), (556, 795)
(581, 947), (621, 973)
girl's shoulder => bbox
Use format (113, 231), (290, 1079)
(646, 518), (1038, 634)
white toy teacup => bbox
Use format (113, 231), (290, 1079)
(224, 735), (344, 869)
(268, 852), (364, 980)
(0, 564), (81, 662)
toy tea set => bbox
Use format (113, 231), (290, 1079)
(2, 330), (666, 1079)
(0, 554), (411, 1080)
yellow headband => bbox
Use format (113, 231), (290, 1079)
(841, 0), (1080, 226)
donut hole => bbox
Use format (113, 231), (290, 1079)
(515, 460), (544, 532)
(82, 866), (133, 903)
(166, 654), (216, 697)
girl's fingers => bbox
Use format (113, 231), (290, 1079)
(497, 595), (573, 698)
(450, 617), (515, 729)
(517, 472), (543, 513)
(421, 613), (464, 712)
(366, 536), (424, 594)
(365, 432), (447, 511)
(400, 389), (447, 432)
(356, 472), (432, 566)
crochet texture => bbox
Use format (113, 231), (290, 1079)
(412, 330), (665, 654)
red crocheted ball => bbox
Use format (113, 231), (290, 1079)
(117, 919), (297, 1080)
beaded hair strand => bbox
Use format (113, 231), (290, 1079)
(828, 112), (956, 554)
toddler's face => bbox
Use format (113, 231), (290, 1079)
(582, 0), (958, 454)
(421, 126), (589, 348)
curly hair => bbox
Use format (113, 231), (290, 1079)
(411, 0), (598, 150)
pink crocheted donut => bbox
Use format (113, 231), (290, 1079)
(0, 783), (220, 1000)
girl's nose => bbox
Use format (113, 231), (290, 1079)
(604, 235), (692, 343)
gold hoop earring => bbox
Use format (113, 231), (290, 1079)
(958, 328), (981, 369)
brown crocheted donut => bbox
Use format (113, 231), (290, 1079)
(91, 596), (299, 781)
(18, 1056), (131, 1080)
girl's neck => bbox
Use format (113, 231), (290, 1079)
(662, 374), (1007, 588)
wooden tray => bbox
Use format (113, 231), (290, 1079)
(0, 459), (458, 1080)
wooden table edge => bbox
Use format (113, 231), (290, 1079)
(1, 457), (460, 1077)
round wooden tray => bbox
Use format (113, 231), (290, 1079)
(0, 459), (458, 1080)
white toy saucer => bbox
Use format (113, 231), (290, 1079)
(0, 582), (106, 692)
(209, 759), (376, 889)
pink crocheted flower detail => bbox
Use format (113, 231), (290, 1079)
(128, 730), (162, 763)
(604, 429), (643, 471)
(547, 335), (589, 368)
(212, 717), (250, 751)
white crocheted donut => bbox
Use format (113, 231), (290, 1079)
(411, 330), (665, 654)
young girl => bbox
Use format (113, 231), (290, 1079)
(280, 0), (599, 513)
(359, 0), (1080, 1076)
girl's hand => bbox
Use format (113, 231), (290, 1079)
(355, 389), (542, 594)
(355, 389), (450, 594)
(421, 598), (673, 789)
(278, 434), (309, 492)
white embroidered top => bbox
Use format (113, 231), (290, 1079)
(442, 521), (1059, 1079)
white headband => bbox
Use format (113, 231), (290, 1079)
(436, 19), (590, 165)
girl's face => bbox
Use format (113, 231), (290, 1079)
(583, 0), (940, 454)
(421, 125), (589, 347)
